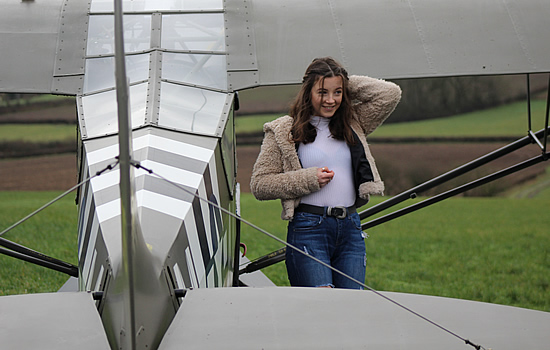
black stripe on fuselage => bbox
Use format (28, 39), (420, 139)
(192, 193), (210, 271)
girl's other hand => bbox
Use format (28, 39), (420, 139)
(317, 167), (335, 188)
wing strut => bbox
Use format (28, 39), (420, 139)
(114, 0), (138, 348)
(0, 237), (78, 277)
(360, 128), (549, 223)
(362, 149), (548, 230)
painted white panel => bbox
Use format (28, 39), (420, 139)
(138, 160), (203, 189)
(86, 131), (215, 166)
(96, 199), (121, 223)
(207, 157), (220, 205)
(138, 134), (215, 163)
(136, 190), (192, 219)
(90, 169), (119, 192)
(86, 144), (119, 166)
(196, 180), (213, 256)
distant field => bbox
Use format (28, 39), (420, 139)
(235, 113), (280, 133)
(0, 124), (76, 142)
(0, 94), (73, 108)
(1, 99), (547, 141)
(370, 99), (548, 138)
(235, 99), (548, 138)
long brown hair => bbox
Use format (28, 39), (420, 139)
(290, 57), (355, 144)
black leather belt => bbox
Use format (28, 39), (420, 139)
(295, 203), (356, 219)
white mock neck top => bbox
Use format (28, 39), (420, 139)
(298, 116), (355, 207)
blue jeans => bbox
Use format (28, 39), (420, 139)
(285, 211), (366, 289)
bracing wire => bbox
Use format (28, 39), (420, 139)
(134, 161), (486, 350)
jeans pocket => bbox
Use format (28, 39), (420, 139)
(292, 212), (323, 231)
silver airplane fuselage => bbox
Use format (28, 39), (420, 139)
(75, 1), (239, 348)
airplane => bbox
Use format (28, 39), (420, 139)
(0, 0), (549, 349)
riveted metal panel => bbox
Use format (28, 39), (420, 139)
(224, 0), (259, 91)
(147, 50), (163, 125)
(51, 0), (91, 94)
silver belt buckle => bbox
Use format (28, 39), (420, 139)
(328, 206), (347, 219)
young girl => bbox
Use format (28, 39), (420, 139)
(250, 57), (401, 289)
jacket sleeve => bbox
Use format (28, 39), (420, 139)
(349, 75), (402, 136)
(250, 129), (320, 201)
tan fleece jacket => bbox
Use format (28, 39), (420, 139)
(250, 75), (401, 220)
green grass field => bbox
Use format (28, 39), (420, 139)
(1, 191), (548, 312)
(0, 192), (77, 295)
(235, 113), (281, 133)
(239, 193), (550, 311)
(370, 99), (548, 138)
(0, 94), (73, 107)
(0, 124), (76, 142)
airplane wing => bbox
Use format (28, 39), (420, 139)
(225, 0), (550, 88)
(2, 0), (549, 94)
(158, 287), (550, 350)
(0, 292), (110, 349)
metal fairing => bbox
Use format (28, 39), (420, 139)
(77, 129), (235, 288)
(76, 129), (236, 348)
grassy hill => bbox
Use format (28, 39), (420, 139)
(235, 99), (548, 138)
(0, 124), (76, 142)
(370, 99), (548, 139)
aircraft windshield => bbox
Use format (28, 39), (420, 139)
(80, 0), (229, 139)
(90, 0), (223, 12)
